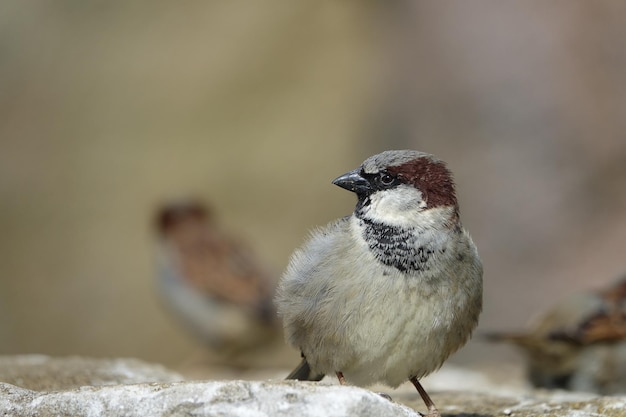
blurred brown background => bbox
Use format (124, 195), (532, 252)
(1, 1), (625, 371)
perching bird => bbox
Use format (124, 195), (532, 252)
(275, 150), (483, 417)
(155, 200), (280, 357)
(486, 275), (626, 394)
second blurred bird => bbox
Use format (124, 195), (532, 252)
(487, 275), (626, 394)
(154, 199), (281, 364)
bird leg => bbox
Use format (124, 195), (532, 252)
(336, 371), (346, 385)
(336, 371), (394, 401)
(410, 376), (440, 417)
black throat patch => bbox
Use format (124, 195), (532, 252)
(357, 216), (436, 273)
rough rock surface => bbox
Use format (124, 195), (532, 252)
(0, 355), (625, 417)
(0, 380), (419, 417)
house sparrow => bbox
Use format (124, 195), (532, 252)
(275, 150), (483, 417)
(154, 200), (280, 356)
(486, 275), (626, 394)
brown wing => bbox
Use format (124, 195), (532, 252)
(550, 276), (626, 345)
(567, 310), (626, 344)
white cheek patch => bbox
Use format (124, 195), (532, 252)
(361, 185), (427, 226)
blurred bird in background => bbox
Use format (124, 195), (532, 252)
(154, 199), (281, 366)
(486, 275), (626, 394)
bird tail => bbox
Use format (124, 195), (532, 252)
(286, 358), (325, 381)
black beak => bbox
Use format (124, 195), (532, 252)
(332, 169), (371, 194)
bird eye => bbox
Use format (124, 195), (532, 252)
(380, 173), (395, 186)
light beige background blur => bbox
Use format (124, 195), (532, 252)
(1, 2), (625, 370)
